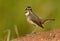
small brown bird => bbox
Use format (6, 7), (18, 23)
(25, 6), (55, 33)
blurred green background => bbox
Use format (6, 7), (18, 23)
(0, 0), (60, 41)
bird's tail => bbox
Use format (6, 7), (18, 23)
(41, 19), (55, 24)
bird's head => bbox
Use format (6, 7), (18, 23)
(25, 6), (32, 13)
(25, 6), (32, 16)
(25, 6), (32, 10)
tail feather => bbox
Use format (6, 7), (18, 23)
(41, 19), (55, 24)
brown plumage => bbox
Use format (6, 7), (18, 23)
(25, 6), (55, 29)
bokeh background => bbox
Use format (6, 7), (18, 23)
(0, 0), (60, 41)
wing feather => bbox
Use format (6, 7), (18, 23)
(30, 13), (44, 28)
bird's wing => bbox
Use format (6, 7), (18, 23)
(30, 14), (44, 28)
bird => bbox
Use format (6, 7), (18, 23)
(25, 6), (55, 33)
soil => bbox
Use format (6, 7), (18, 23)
(11, 28), (60, 41)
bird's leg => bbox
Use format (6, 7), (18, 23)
(31, 26), (37, 34)
(25, 27), (37, 36)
